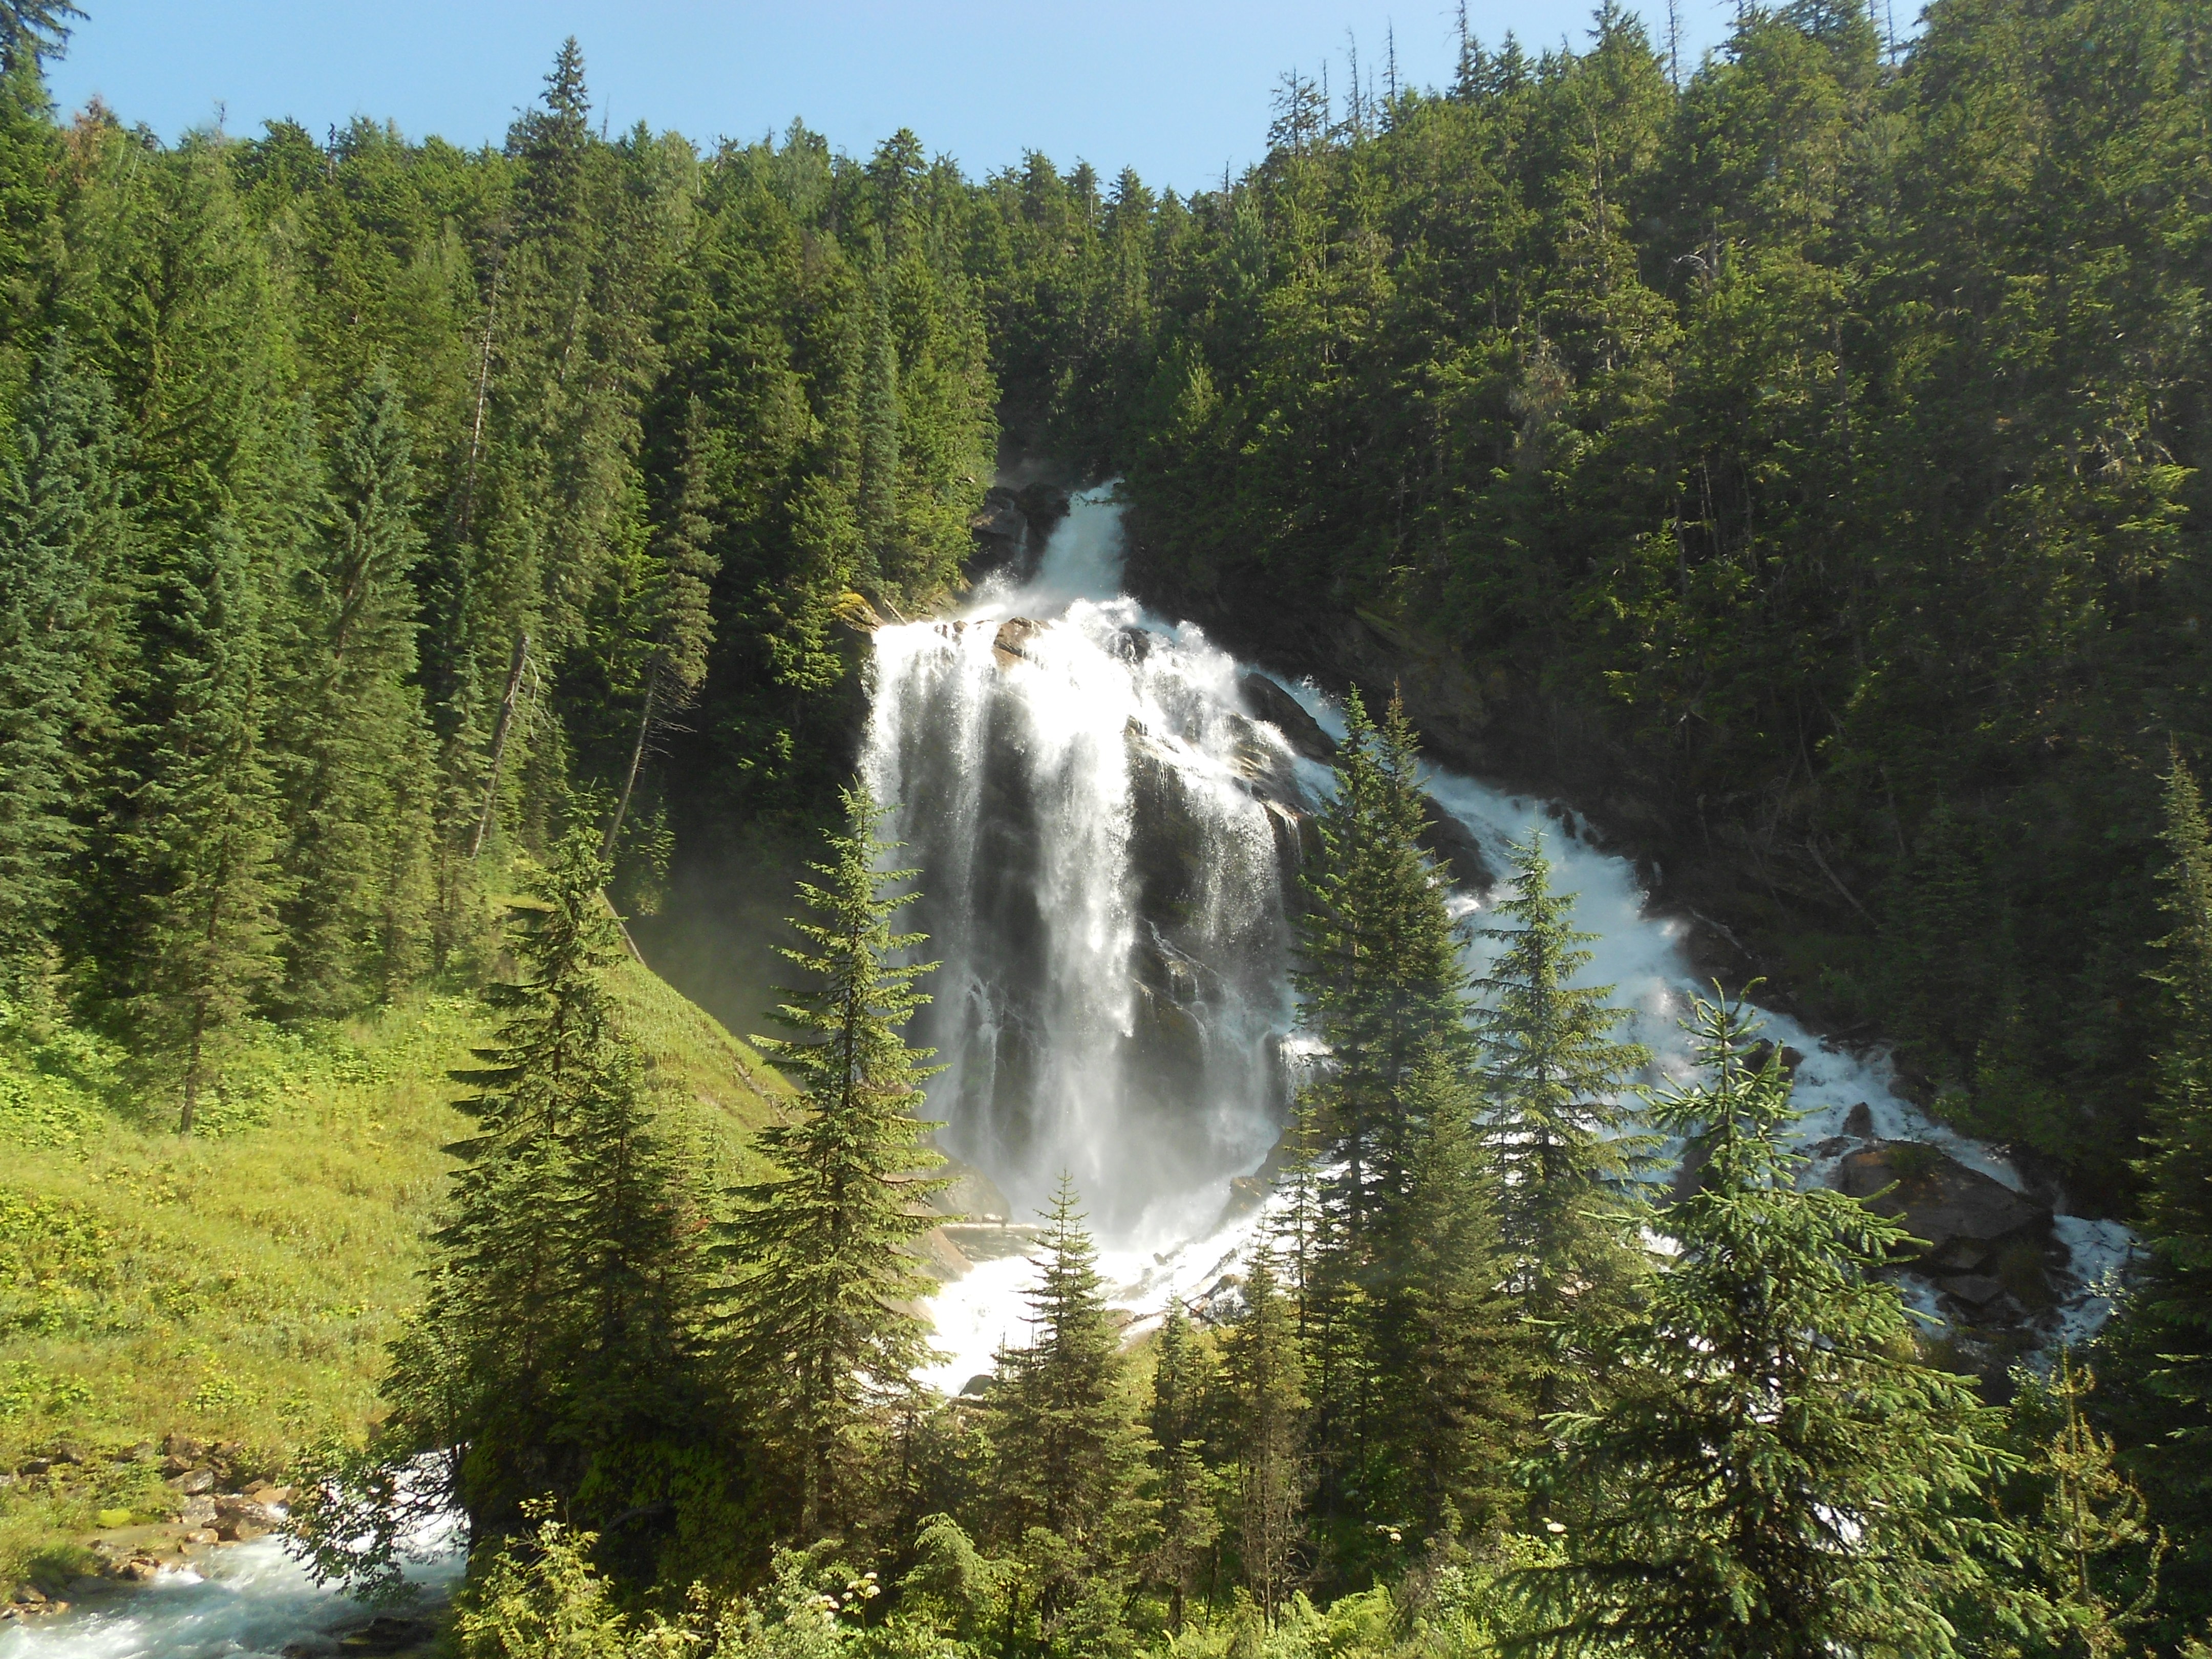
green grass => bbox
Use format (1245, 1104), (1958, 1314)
(0, 953), (788, 1590)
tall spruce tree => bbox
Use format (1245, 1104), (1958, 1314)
(1288, 688), (1472, 1565)
(719, 783), (947, 1543)
(1364, 1059), (1530, 1552)
(1294, 689), (1471, 1228)
(983, 1176), (1154, 1651)
(382, 828), (717, 1565)
(1220, 1240), (1309, 1627)
(0, 333), (124, 993)
(1144, 1301), (1219, 1634)
(603, 394), (718, 864)
(1510, 989), (2016, 1657)
(1474, 830), (1651, 1416)
(275, 366), (433, 1012)
(96, 517), (285, 1132)
(2099, 754), (2212, 1623)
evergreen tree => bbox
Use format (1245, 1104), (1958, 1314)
(1288, 688), (1473, 1567)
(603, 394), (718, 864)
(275, 366), (433, 1012)
(1474, 830), (1652, 1416)
(983, 1176), (1155, 1650)
(2099, 754), (2212, 1625)
(1294, 689), (1471, 1228)
(386, 828), (717, 1564)
(719, 783), (947, 1543)
(1509, 989), (2016, 1657)
(1144, 1301), (1219, 1634)
(0, 333), (124, 993)
(856, 265), (901, 587)
(95, 517), (285, 1133)
(1997, 1354), (2164, 1659)
(1364, 1059), (1530, 1550)
(1219, 1240), (1308, 1627)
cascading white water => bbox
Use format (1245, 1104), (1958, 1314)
(865, 492), (1299, 1245)
(883, 488), (2133, 1390)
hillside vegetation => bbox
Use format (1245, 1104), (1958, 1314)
(0, 945), (784, 1591)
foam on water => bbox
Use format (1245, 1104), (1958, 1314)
(0, 1516), (461, 1659)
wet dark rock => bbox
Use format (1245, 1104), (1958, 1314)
(338, 1613), (437, 1653)
(1238, 673), (1335, 761)
(1939, 1274), (2010, 1311)
(1842, 1101), (1875, 1139)
(1828, 1141), (2053, 1281)
(1418, 796), (1493, 892)
(992, 616), (1046, 669)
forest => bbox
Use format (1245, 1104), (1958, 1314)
(2, 0), (2211, 1652)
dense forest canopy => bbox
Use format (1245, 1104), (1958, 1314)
(6, 0), (2212, 1651)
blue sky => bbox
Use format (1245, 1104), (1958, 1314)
(48, 1), (1743, 195)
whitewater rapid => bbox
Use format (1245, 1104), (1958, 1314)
(890, 488), (2133, 1392)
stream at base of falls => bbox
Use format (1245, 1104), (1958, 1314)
(0, 1527), (462, 1659)
(879, 485), (2136, 1393)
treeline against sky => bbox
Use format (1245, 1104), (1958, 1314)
(0, 23), (993, 1113)
(979, 0), (2211, 1201)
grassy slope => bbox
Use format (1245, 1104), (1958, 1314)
(0, 954), (787, 1588)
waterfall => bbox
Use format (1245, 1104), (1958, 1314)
(870, 487), (2133, 1392)
(863, 490), (1299, 1245)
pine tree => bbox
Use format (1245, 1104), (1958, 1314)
(1509, 989), (2016, 1657)
(1999, 1354), (2164, 1659)
(856, 265), (901, 587)
(1294, 689), (1471, 1229)
(1474, 830), (1651, 1417)
(275, 366), (433, 1012)
(719, 783), (947, 1543)
(389, 829), (715, 1558)
(603, 394), (719, 863)
(1145, 1302), (1219, 1634)
(1219, 1240), (1308, 1627)
(2099, 754), (2212, 1618)
(0, 332), (124, 993)
(983, 1178), (1155, 1649)
(1364, 1059), (1530, 1551)
(95, 517), (285, 1133)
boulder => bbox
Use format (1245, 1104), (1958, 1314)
(212, 1495), (282, 1542)
(993, 617), (1047, 669)
(1237, 673), (1336, 761)
(338, 1614), (438, 1654)
(1418, 796), (1493, 892)
(1827, 1141), (2052, 1278)
(168, 1468), (216, 1496)
(1842, 1101), (1875, 1139)
(180, 1495), (218, 1529)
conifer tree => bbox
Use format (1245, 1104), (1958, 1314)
(1511, 989), (2015, 1657)
(386, 828), (715, 1560)
(96, 518), (285, 1132)
(0, 333), (124, 993)
(982, 1177), (1154, 1648)
(2100, 754), (2212, 1614)
(1365, 1059), (1530, 1550)
(1474, 830), (1651, 1416)
(603, 394), (719, 863)
(1294, 689), (1471, 1228)
(1145, 1301), (1219, 1634)
(856, 267), (901, 586)
(1288, 688), (1471, 1562)
(1997, 1354), (2164, 1659)
(1220, 1240), (1308, 1627)
(719, 783), (947, 1543)
(275, 366), (433, 1012)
